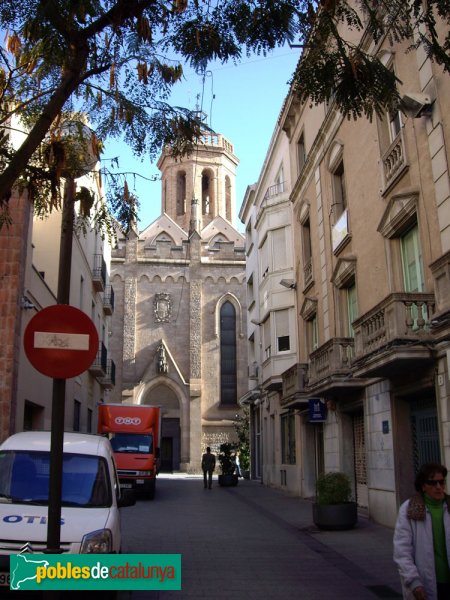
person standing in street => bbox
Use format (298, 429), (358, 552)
(235, 451), (242, 478)
(201, 447), (216, 489)
(393, 463), (450, 600)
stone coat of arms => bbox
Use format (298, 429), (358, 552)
(154, 293), (172, 322)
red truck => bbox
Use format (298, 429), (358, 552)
(97, 403), (161, 499)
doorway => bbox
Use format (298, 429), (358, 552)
(159, 418), (181, 472)
(352, 411), (368, 508)
(410, 397), (440, 473)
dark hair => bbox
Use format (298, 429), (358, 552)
(414, 463), (447, 491)
(206, 447), (211, 452)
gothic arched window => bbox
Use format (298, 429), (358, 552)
(202, 169), (214, 215)
(220, 301), (237, 405)
(177, 171), (186, 215)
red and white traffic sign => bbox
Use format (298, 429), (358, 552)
(24, 304), (99, 379)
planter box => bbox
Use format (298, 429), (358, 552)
(312, 502), (358, 530)
(218, 474), (239, 487)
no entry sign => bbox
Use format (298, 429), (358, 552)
(24, 305), (99, 379)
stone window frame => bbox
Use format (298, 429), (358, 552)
(300, 296), (319, 353)
(331, 256), (358, 337)
(214, 292), (244, 339)
(377, 190), (421, 292)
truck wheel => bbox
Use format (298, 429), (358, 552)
(147, 479), (156, 500)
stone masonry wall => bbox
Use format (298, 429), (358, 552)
(0, 193), (31, 441)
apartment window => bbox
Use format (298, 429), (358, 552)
(297, 133), (306, 174)
(389, 110), (402, 141)
(220, 302), (237, 405)
(331, 257), (358, 338)
(401, 224), (424, 292)
(310, 315), (319, 351)
(275, 165), (284, 190)
(281, 413), (296, 465)
(332, 160), (347, 220)
(301, 215), (313, 288)
(272, 228), (287, 271)
(275, 310), (290, 353)
(263, 318), (271, 359)
(73, 400), (81, 432)
(260, 237), (269, 279)
(346, 282), (358, 337)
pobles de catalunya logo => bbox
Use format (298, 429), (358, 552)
(114, 417), (141, 425)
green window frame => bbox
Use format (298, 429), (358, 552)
(401, 225), (424, 292)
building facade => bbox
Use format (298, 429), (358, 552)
(0, 150), (115, 439)
(109, 131), (248, 472)
(240, 8), (450, 526)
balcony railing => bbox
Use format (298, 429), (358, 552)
(101, 359), (116, 389)
(103, 285), (115, 315)
(381, 131), (407, 191)
(308, 338), (354, 386)
(263, 182), (286, 205)
(92, 254), (106, 292)
(353, 292), (435, 360)
(89, 342), (107, 377)
(281, 363), (308, 403)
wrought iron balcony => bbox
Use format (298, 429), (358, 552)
(352, 292), (435, 377)
(89, 342), (107, 378)
(103, 285), (115, 315)
(92, 254), (106, 292)
(101, 359), (116, 389)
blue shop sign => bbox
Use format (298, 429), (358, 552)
(309, 398), (327, 422)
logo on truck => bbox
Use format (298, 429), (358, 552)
(114, 417), (141, 426)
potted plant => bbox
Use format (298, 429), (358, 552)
(233, 408), (251, 479)
(218, 443), (239, 486)
(312, 471), (357, 530)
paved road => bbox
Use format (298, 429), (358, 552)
(119, 475), (403, 600)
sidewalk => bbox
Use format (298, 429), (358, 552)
(121, 474), (403, 599)
(231, 478), (402, 598)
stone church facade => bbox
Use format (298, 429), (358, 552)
(109, 131), (248, 472)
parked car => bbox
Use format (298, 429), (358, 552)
(0, 431), (135, 591)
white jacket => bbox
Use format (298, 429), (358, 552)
(393, 494), (450, 600)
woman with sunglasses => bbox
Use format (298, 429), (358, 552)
(394, 463), (450, 599)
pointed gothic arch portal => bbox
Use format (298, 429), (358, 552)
(220, 301), (237, 405)
(143, 384), (181, 472)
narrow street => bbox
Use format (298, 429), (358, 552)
(119, 475), (402, 600)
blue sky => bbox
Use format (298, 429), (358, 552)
(103, 46), (299, 231)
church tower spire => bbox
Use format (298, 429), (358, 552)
(156, 128), (239, 234)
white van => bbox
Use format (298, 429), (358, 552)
(0, 431), (135, 588)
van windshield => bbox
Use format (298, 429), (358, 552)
(0, 451), (112, 507)
(109, 433), (153, 454)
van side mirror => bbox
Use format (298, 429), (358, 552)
(118, 488), (136, 508)
(155, 448), (160, 459)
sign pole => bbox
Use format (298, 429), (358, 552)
(45, 177), (75, 553)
